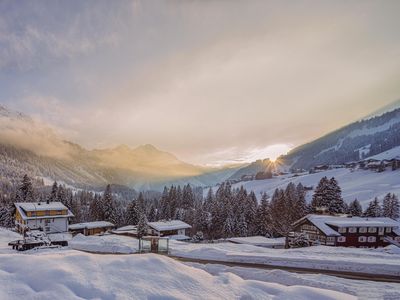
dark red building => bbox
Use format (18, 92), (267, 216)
(288, 214), (400, 248)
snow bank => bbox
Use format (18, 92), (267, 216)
(228, 236), (285, 247)
(0, 250), (355, 300)
(69, 233), (139, 254)
(186, 262), (400, 300)
(170, 241), (400, 276)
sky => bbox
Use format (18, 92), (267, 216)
(1, 0), (400, 166)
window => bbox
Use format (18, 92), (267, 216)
(367, 236), (376, 243)
(378, 227), (385, 235)
(327, 237), (335, 242)
(359, 227), (367, 233)
(349, 227), (357, 233)
(337, 236), (346, 242)
(395, 237), (400, 242)
(338, 227), (347, 233)
(386, 227), (392, 233)
(56, 210), (62, 215)
(358, 236), (367, 242)
(368, 227), (377, 233)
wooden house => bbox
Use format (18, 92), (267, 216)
(14, 201), (74, 234)
(69, 221), (115, 236)
(288, 214), (400, 248)
(147, 220), (192, 240)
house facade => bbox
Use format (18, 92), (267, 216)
(147, 220), (192, 239)
(15, 202), (74, 234)
(69, 221), (115, 236)
(288, 214), (400, 248)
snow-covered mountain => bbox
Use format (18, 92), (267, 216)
(0, 106), (240, 190)
(279, 106), (400, 171)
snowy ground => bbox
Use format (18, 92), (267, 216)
(0, 228), (357, 300)
(225, 168), (400, 207)
(169, 241), (400, 276)
(185, 262), (400, 300)
(69, 233), (139, 254)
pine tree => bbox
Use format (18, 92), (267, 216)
(294, 183), (308, 219)
(136, 192), (148, 238)
(102, 184), (117, 224)
(311, 176), (330, 211)
(327, 177), (346, 214)
(236, 213), (248, 237)
(348, 199), (362, 216)
(255, 193), (271, 236)
(49, 181), (58, 202)
(57, 185), (67, 206)
(383, 193), (400, 219)
(364, 197), (382, 217)
(17, 174), (34, 202)
(126, 199), (139, 225)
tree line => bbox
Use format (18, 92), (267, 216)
(0, 174), (399, 240)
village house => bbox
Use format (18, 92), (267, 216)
(288, 214), (400, 248)
(14, 201), (74, 234)
(147, 220), (192, 240)
(69, 221), (115, 236)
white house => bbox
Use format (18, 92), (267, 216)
(147, 220), (192, 239)
(14, 201), (74, 234)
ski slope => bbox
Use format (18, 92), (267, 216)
(229, 168), (400, 207)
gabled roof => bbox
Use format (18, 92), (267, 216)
(148, 220), (191, 232)
(69, 221), (115, 230)
(294, 214), (400, 237)
(15, 202), (74, 220)
(15, 202), (68, 212)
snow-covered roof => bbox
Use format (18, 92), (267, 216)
(69, 221), (115, 230)
(297, 214), (399, 237)
(15, 202), (68, 212)
(15, 202), (74, 220)
(228, 236), (285, 246)
(148, 220), (191, 232)
(325, 217), (399, 228)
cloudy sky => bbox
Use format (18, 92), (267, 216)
(1, 0), (400, 165)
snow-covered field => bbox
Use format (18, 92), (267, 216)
(0, 228), (357, 299)
(227, 168), (400, 207)
(185, 263), (400, 300)
(69, 233), (139, 254)
(169, 241), (400, 276)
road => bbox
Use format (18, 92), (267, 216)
(170, 255), (400, 283)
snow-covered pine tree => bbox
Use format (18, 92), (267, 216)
(102, 184), (118, 224)
(347, 199), (362, 216)
(294, 183), (308, 219)
(255, 192), (271, 236)
(364, 197), (382, 217)
(0, 203), (15, 228)
(56, 185), (67, 206)
(383, 193), (400, 220)
(148, 204), (157, 222)
(16, 174), (34, 202)
(48, 181), (58, 202)
(245, 191), (258, 235)
(236, 213), (248, 237)
(289, 232), (310, 248)
(136, 212), (148, 238)
(126, 199), (139, 225)
(327, 177), (346, 214)
(311, 176), (330, 211)
(136, 192), (148, 238)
